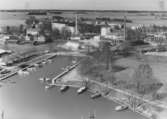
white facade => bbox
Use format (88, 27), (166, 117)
(68, 26), (75, 34)
(0, 35), (9, 44)
(101, 27), (111, 36)
(52, 23), (66, 31)
(26, 28), (39, 36)
(25, 35), (31, 41)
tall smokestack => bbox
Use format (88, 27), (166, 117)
(75, 14), (78, 35)
(124, 15), (127, 41)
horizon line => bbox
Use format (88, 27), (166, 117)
(0, 9), (166, 13)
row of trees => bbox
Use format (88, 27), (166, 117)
(126, 28), (147, 41)
(130, 64), (163, 96)
(126, 25), (167, 41)
(79, 24), (101, 34)
(5, 24), (26, 35)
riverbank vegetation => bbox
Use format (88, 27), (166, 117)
(78, 42), (163, 98)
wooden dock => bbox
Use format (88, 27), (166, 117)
(0, 53), (57, 81)
(52, 61), (81, 83)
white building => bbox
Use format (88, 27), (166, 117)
(26, 28), (39, 36)
(101, 27), (111, 36)
(108, 23), (122, 29)
(52, 22), (66, 31)
(0, 35), (9, 44)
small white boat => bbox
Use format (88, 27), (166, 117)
(39, 77), (50, 82)
(42, 61), (47, 65)
(27, 67), (36, 72)
(77, 86), (87, 94)
(45, 85), (55, 90)
(115, 105), (128, 111)
(72, 60), (77, 64)
(60, 85), (69, 92)
(18, 70), (30, 76)
(91, 92), (101, 99)
(33, 63), (39, 67)
(47, 59), (52, 63)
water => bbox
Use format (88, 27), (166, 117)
(0, 12), (26, 27)
(0, 55), (146, 119)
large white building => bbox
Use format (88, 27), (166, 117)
(52, 22), (75, 35)
(52, 22), (66, 31)
(101, 27), (111, 36)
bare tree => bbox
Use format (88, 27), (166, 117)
(61, 27), (72, 40)
(132, 63), (162, 95)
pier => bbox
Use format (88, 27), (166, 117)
(51, 61), (81, 84)
(0, 51), (85, 82)
(0, 53), (57, 81)
(55, 51), (88, 57)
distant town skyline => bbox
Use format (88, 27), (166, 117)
(0, 0), (166, 11)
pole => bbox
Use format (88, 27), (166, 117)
(1, 110), (4, 119)
(75, 14), (78, 35)
(124, 15), (127, 41)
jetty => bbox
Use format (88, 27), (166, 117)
(0, 53), (57, 81)
(51, 61), (81, 84)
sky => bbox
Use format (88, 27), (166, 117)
(0, 0), (165, 10)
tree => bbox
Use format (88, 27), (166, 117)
(6, 26), (11, 34)
(101, 42), (111, 70)
(51, 28), (61, 39)
(132, 64), (162, 95)
(61, 27), (71, 40)
(19, 24), (25, 34)
(127, 28), (146, 41)
(78, 58), (95, 76)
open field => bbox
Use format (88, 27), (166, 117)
(1, 11), (167, 27)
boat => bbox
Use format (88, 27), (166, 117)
(77, 86), (87, 94)
(90, 92), (101, 99)
(115, 105), (128, 111)
(60, 85), (69, 92)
